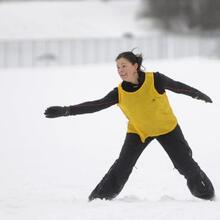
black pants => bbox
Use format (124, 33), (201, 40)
(88, 124), (215, 201)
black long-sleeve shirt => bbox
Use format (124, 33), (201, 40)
(69, 72), (212, 115)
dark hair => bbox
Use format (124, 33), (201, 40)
(115, 51), (144, 72)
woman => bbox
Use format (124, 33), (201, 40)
(44, 51), (215, 201)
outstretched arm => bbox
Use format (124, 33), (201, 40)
(154, 72), (212, 103)
(44, 88), (118, 118)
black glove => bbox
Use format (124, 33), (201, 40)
(194, 92), (213, 103)
(44, 106), (70, 118)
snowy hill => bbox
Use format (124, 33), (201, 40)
(0, 58), (219, 219)
(0, 0), (146, 40)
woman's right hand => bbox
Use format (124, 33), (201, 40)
(44, 106), (70, 118)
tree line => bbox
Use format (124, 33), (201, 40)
(142, 0), (220, 32)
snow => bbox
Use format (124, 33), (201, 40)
(0, 0), (145, 40)
(0, 0), (220, 219)
(0, 58), (219, 220)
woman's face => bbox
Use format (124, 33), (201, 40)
(116, 58), (138, 84)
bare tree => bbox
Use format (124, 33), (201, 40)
(142, 0), (220, 32)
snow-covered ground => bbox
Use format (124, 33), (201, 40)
(0, 58), (219, 220)
(0, 0), (219, 219)
(0, 0), (146, 40)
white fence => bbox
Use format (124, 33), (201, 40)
(0, 35), (220, 68)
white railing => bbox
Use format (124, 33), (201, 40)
(0, 35), (219, 68)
